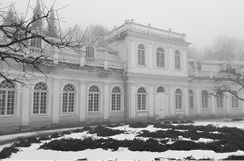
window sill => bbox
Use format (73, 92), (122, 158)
(137, 110), (148, 112)
(0, 114), (17, 118)
(31, 114), (50, 118)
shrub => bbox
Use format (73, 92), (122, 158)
(180, 120), (187, 124)
(71, 128), (84, 133)
(185, 120), (194, 124)
(0, 146), (19, 159)
(61, 130), (72, 135)
(232, 117), (244, 121)
(12, 139), (31, 147)
(129, 122), (148, 128)
(89, 126), (124, 137)
(50, 132), (63, 138)
(171, 120), (179, 124)
(39, 135), (50, 141)
(222, 155), (244, 160)
(163, 121), (171, 125)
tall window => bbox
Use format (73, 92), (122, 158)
(189, 89), (194, 109)
(157, 86), (165, 93)
(62, 84), (75, 113)
(156, 47), (165, 67)
(111, 87), (121, 111)
(137, 87), (146, 110)
(0, 80), (15, 116)
(216, 94), (224, 108)
(33, 82), (48, 114)
(175, 89), (182, 109)
(86, 46), (94, 58)
(30, 36), (42, 48)
(175, 50), (181, 69)
(88, 85), (99, 112)
(202, 90), (208, 109)
(138, 44), (145, 65)
(196, 62), (201, 70)
(232, 91), (239, 108)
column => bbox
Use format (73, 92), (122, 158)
(196, 87), (201, 115)
(226, 93), (231, 114)
(79, 81), (86, 122)
(148, 42), (153, 69)
(169, 86), (175, 116)
(131, 39), (136, 68)
(184, 86), (189, 116)
(149, 84), (154, 117)
(52, 79), (60, 124)
(103, 83), (110, 120)
(21, 86), (30, 126)
(168, 47), (173, 71)
(130, 84), (136, 119)
(211, 96), (216, 115)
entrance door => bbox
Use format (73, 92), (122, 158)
(155, 93), (166, 119)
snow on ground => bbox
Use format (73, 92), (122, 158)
(2, 120), (244, 160)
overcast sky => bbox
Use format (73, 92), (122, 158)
(1, 0), (244, 49)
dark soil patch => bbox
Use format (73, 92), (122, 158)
(89, 126), (124, 137)
(0, 146), (19, 159)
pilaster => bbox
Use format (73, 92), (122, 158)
(196, 87), (201, 115)
(149, 83), (154, 117)
(79, 81), (86, 122)
(169, 85), (175, 116)
(52, 79), (60, 124)
(184, 86), (189, 116)
(103, 83), (110, 120)
(211, 96), (216, 115)
(21, 85), (30, 126)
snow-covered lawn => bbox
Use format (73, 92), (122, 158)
(1, 120), (244, 161)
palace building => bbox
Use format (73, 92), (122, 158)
(1, 20), (244, 131)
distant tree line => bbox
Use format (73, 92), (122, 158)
(188, 35), (244, 61)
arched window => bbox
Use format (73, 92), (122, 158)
(202, 90), (208, 109)
(138, 44), (145, 66)
(30, 35), (42, 48)
(137, 87), (146, 110)
(111, 87), (121, 111)
(175, 50), (181, 69)
(196, 62), (201, 70)
(0, 80), (15, 116)
(189, 89), (194, 109)
(175, 89), (182, 109)
(157, 86), (165, 93)
(232, 91), (239, 108)
(216, 94), (224, 108)
(33, 82), (48, 114)
(62, 84), (75, 113)
(86, 46), (94, 58)
(88, 85), (99, 112)
(156, 47), (165, 67)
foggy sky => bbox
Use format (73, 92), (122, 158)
(1, 0), (244, 49)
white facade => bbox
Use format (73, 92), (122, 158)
(0, 21), (244, 132)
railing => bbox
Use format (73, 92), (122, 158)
(27, 47), (124, 70)
(85, 57), (104, 67)
(103, 21), (186, 42)
(188, 70), (219, 78)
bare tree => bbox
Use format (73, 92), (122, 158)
(202, 35), (244, 61)
(84, 24), (109, 43)
(0, 1), (83, 85)
(213, 66), (244, 101)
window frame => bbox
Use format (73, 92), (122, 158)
(0, 80), (16, 116)
(138, 44), (146, 66)
(175, 88), (182, 110)
(33, 82), (48, 115)
(231, 91), (239, 108)
(175, 50), (181, 70)
(156, 47), (165, 68)
(189, 89), (194, 109)
(88, 85), (100, 112)
(137, 87), (147, 111)
(111, 86), (122, 111)
(201, 90), (209, 109)
(85, 46), (95, 58)
(62, 84), (76, 113)
(216, 94), (224, 108)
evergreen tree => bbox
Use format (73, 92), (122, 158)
(4, 5), (17, 25)
(32, 0), (44, 31)
(46, 6), (58, 38)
